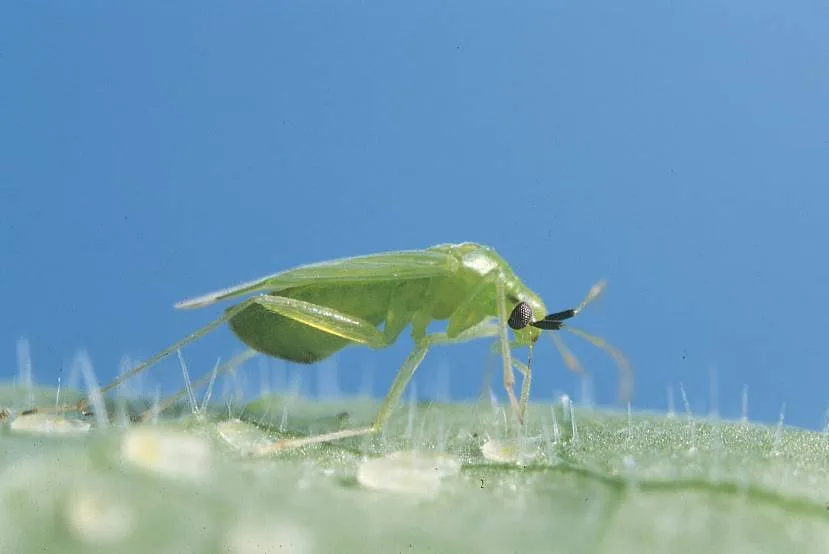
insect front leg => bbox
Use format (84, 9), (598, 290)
(494, 279), (521, 425)
(484, 338), (536, 424)
(513, 353), (533, 425)
(444, 269), (523, 427)
(251, 320), (501, 454)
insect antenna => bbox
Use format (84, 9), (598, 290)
(530, 279), (633, 403)
(573, 279), (606, 316)
(530, 280), (607, 330)
(550, 334), (586, 376)
(543, 309), (577, 322)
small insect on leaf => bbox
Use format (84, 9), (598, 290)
(29, 242), (631, 453)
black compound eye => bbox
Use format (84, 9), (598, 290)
(508, 302), (533, 330)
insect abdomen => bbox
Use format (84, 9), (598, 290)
(226, 282), (400, 364)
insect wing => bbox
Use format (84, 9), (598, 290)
(174, 250), (458, 310)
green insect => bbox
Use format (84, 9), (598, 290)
(44, 242), (631, 453)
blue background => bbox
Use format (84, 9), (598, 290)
(1, 1), (827, 428)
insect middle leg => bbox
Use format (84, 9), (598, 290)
(251, 319), (501, 454)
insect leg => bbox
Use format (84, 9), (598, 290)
(444, 269), (523, 426)
(494, 279), (522, 425)
(513, 348), (533, 425)
(251, 295), (389, 348)
(137, 349), (258, 422)
(140, 295), (395, 419)
(116, 294), (404, 421)
(25, 298), (266, 416)
(251, 320), (500, 454)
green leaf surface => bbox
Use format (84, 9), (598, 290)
(1, 384), (828, 553)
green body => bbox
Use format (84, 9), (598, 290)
(224, 242), (547, 364)
(50, 240), (622, 452)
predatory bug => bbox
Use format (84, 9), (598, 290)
(36, 242), (632, 453)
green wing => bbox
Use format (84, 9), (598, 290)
(174, 249), (459, 310)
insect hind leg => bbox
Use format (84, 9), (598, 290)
(24, 298), (265, 417)
(142, 294), (397, 420)
(137, 348), (259, 422)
